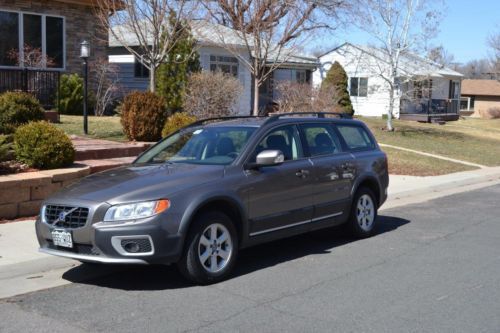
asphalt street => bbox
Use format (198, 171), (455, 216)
(1, 185), (500, 333)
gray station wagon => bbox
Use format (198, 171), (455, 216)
(36, 112), (389, 283)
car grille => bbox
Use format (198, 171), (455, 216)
(44, 205), (89, 229)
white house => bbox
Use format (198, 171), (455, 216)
(108, 20), (319, 115)
(313, 43), (464, 122)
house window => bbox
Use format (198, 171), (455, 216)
(296, 70), (306, 84)
(350, 77), (368, 97)
(0, 10), (65, 69)
(460, 96), (475, 111)
(134, 58), (149, 78)
(210, 55), (238, 77)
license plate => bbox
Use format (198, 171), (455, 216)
(52, 230), (73, 248)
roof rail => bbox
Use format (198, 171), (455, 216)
(185, 115), (266, 128)
(265, 112), (352, 124)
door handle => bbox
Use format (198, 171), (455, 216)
(296, 169), (310, 178)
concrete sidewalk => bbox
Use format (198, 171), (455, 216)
(1, 166), (500, 298)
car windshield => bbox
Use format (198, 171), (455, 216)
(135, 126), (257, 165)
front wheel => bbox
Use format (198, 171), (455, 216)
(177, 211), (238, 284)
(347, 187), (378, 238)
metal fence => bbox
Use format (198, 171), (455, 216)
(400, 98), (460, 115)
(0, 68), (60, 109)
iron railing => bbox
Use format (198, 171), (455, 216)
(0, 68), (60, 109)
(400, 98), (460, 115)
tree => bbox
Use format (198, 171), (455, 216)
(95, 0), (197, 92)
(427, 45), (455, 67)
(156, 14), (201, 113)
(203, 0), (329, 115)
(321, 61), (353, 115)
(349, 0), (443, 130)
(487, 31), (500, 80)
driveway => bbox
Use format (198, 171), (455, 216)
(1, 185), (500, 332)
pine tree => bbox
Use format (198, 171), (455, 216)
(156, 14), (201, 113)
(321, 61), (354, 115)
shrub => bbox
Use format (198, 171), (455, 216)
(58, 73), (87, 115)
(0, 91), (45, 134)
(120, 91), (169, 141)
(14, 121), (75, 169)
(162, 112), (197, 137)
(0, 134), (13, 162)
(479, 107), (500, 119)
(184, 71), (242, 118)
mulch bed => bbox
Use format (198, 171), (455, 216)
(0, 161), (38, 175)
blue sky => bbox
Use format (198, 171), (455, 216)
(314, 0), (499, 64)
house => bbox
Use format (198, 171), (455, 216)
(0, 1), (108, 107)
(108, 20), (319, 115)
(460, 79), (500, 116)
(313, 43), (464, 122)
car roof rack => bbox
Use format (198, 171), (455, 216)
(264, 112), (352, 124)
(185, 115), (266, 128)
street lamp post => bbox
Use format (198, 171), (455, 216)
(80, 40), (90, 135)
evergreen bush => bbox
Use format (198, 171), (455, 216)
(0, 91), (45, 134)
(14, 121), (75, 169)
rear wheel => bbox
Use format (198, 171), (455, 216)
(347, 187), (378, 238)
(177, 211), (238, 284)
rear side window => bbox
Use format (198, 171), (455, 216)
(336, 125), (376, 151)
(300, 123), (342, 156)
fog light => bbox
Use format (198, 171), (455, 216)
(123, 241), (140, 253)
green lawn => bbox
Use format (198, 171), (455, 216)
(359, 117), (500, 167)
(55, 115), (127, 141)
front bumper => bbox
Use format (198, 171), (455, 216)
(36, 214), (184, 265)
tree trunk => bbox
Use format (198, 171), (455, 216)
(149, 67), (156, 93)
(253, 77), (260, 116)
(387, 88), (394, 131)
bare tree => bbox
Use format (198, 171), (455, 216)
(349, 0), (443, 130)
(202, 0), (331, 115)
(427, 45), (455, 67)
(93, 60), (121, 116)
(487, 31), (500, 80)
(95, 0), (197, 92)
(8, 44), (56, 68)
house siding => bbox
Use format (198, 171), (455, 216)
(109, 45), (253, 115)
(0, 0), (107, 86)
(314, 45), (400, 118)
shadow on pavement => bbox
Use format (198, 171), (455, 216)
(62, 215), (410, 290)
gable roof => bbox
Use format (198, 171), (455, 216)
(461, 79), (500, 96)
(109, 20), (318, 68)
(320, 42), (463, 78)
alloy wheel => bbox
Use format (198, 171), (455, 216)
(356, 194), (375, 232)
(198, 223), (233, 273)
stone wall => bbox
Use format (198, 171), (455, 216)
(0, 0), (107, 86)
(0, 166), (90, 219)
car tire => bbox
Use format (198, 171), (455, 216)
(177, 211), (239, 284)
(347, 187), (378, 238)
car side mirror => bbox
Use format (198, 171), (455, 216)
(246, 150), (285, 170)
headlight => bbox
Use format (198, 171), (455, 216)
(40, 205), (47, 223)
(104, 199), (170, 222)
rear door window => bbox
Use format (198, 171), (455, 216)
(299, 123), (342, 156)
(336, 124), (376, 151)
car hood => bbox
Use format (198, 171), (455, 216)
(48, 163), (225, 204)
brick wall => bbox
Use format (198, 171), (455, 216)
(0, 166), (91, 219)
(0, 0), (107, 86)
